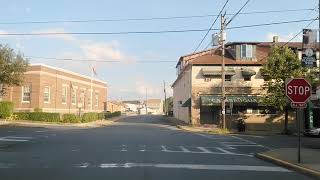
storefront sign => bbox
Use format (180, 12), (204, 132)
(201, 95), (260, 106)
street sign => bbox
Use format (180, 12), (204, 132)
(285, 78), (312, 108)
(301, 49), (317, 68)
(286, 78), (311, 164)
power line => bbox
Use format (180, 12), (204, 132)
(0, 18), (314, 36)
(226, 0), (250, 26)
(193, 0), (230, 52)
(257, 18), (317, 63)
(0, 8), (314, 25)
(26, 56), (177, 63)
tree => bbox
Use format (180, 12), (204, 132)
(260, 45), (306, 134)
(0, 45), (28, 96)
(163, 97), (173, 116)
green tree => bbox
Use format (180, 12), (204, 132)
(260, 45), (306, 134)
(0, 45), (28, 95)
(163, 97), (173, 116)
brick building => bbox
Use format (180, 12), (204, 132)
(2, 64), (107, 113)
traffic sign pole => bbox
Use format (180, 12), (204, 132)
(285, 78), (311, 164)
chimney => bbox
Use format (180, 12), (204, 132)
(273, 36), (279, 43)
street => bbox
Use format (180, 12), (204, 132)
(0, 115), (314, 180)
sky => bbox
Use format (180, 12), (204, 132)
(0, 0), (318, 101)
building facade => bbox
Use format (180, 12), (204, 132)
(104, 101), (126, 113)
(172, 40), (320, 131)
(2, 64), (107, 113)
(141, 99), (163, 115)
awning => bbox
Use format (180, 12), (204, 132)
(202, 68), (236, 76)
(241, 69), (256, 76)
(182, 98), (191, 107)
(200, 95), (261, 106)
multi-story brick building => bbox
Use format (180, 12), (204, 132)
(2, 64), (107, 113)
(172, 39), (319, 131)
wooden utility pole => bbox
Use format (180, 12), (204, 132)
(164, 80), (167, 115)
(220, 13), (226, 129)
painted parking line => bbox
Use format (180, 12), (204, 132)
(75, 162), (291, 172)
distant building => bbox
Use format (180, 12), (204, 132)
(1, 64), (107, 113)
(123, 100), (142, 113)
(104, 101), (125, 113)
(141, 99), (163, 115)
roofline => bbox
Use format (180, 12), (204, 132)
(30, 63), (107, 85)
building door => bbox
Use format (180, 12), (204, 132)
(200, 106), (220, 124)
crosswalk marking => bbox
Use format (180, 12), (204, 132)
(215, 147), (233, 154)
(197, 147), (212, 153)
(0, 136), (32, 142)
(180, 146), (191, 152)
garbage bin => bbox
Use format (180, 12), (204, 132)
(237, 118), (246, 132)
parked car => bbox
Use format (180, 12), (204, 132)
(304, 128), (320, 137)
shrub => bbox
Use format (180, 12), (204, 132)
(33, 107), (42, 112)
(14, 112), (30, 120)
(0, 101), (14, 118)
(62, 114), (80, 123)
(104, 111), (121, 119)
(98, 113), (105, 120)
(82, 112), (98, 123)
(13, 112), (60, 122)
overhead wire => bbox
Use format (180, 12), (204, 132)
(193, 0), (230, 52)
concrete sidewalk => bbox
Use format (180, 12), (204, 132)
(256, 148), (320, 179)
(0, 116), (124, 129)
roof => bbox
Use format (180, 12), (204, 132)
(30, 63), (107, 85)
(172, 41), (303, 87)
(123, 100), (141, 104)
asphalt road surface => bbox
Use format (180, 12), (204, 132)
(0, 115), (314, 180)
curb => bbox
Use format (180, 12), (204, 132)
(0, 116), (124, 129)
(255, 153), (320, 179)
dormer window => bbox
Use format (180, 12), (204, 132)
(241, 44), (253, 58)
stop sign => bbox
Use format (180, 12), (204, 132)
(285, 78), (311, 103)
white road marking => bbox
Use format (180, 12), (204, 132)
(35, 130), (48, 133)
(221, 141), (256, 145)
(3, 136), (33, 139)
(179, 146), (191, 153)
(77, 163), (90, 168)
(197, 147), (212, 153)
(215, 147), (233, 154)
(227, 144), (265, 147)
(0, 136), (33, 142)
(94, 163), (291, 172)
(0, 138), (29, 142)
(196, 134), (233, 140)
(231, 136), (271, 150)
(139, 145), (146, 152)
(120, 145), (127, 152)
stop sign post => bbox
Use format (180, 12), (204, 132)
(285, 78), (311, 164)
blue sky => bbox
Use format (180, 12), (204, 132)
(0, 0), (318, 100)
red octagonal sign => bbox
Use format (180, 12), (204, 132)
(285, 78), (311, 103)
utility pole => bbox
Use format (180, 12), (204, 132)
(163, 80), (167, 116)
(145, 88), (148, 115)
(220, 13), (226, 129)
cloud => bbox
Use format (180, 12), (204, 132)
(266, 32), (302, 42)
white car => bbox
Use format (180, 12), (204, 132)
(304, 128), (320, 137)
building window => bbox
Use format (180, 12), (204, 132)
(80, 90), (85, 107)
(71, 88), (77, 105)
(88, 90), (92, 106)
(22, 85), (31, 103)
(43, 86), (50, 103)
(241, 44), (253, 58)
(225, 75), (232, 81)
(95, 93), (99, 106)
(244, 76), (251, 81)
(62, 86), (67, 104)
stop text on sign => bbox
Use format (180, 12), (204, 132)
(287, 85), (311, 96)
